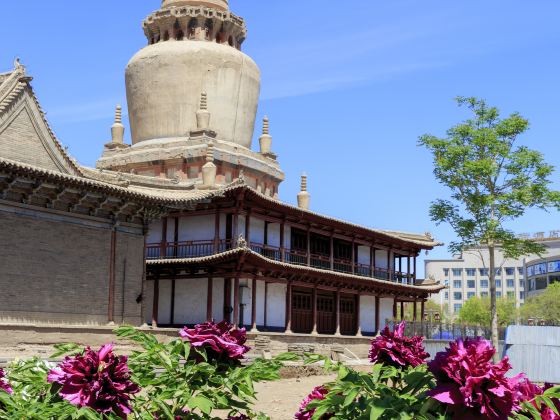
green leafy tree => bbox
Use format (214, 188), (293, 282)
(520, 282), (560, 323)
(419, 97), (560, 358)
(458, 297), (516, 327)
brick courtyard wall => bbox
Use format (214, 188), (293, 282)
(0, 202), (145, 326)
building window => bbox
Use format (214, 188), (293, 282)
(505, 267), (515, 276)
(444, 292), (449, 300)
(466, 268), (476, 276)
(507, 291), (514, 299)
(496, 291), (502, 298)
(453, 280), (462, 289)
(518, 267), (524, 275)
(536, 277), (548, 290)
(529, 280), (535, 291)
(495, 268), (502, 276)
(506, 279), (515, 288)
(548, 260), (560, 273)
(467, 292), (475, 300)
(467, 280), (476, 289)
(452, 268), (462, 277)
(480, 279), (489, 288)
(443, 268), (449, 277)
(481, 292), (489, 298)
(520, 291), (525, 300)
(444, 279), (450, 286)
(519, 280), (525, 290)
(496, 280), (502, 288)
(453, 292), (462, 301)
(479, 268), (489, 277)
(454, 303), (462, 313)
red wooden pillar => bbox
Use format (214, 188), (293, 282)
(206, 277), (213, 321)
(233, 277), (240, 327)
(108, 227), (117, 323)
(152, 277), (160, 327)
(160, 218), (168, 257)
(392, 298), (397, 320)
(329, 234), (334, 271)
(420, 300), (425, 325)
(400, 301), (405, 321)
(285, 282), (293, 333)
(280, 221), (285, 262)
(306, 227), (311, 266)
(311, 285), (318, 335)
(224, 278), (232, 323)
(387, 249), (393, 281)
(245, 210), (251, 243)
(250, 276), (258, 332)
(375, 296), (381, 334)
(413, 256), (417, 284)
(335, 289), (341, 336)
(413, 301), (418, 321)
(213, 209), (220, 252)
(407, 255), (411, 285)
(356, 293), (362, 336)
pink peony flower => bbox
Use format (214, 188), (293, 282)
(179, 321), (250, 362)
(369, 322), (430, 368)
(295, 386), (333, 420)
(47, 344), (140, 418)
(0, 368), (12, 394)
(516, 379), (560, 420)
(427, 338), (520, 419)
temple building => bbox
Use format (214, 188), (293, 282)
(0, 0), (442, 336)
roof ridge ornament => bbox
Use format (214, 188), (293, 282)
(200, 140), (217, 189)
(259, 115), (276, 160)
(196, 91), (211, 130)
(297, 172), (310, 210)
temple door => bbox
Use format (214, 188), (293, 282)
(317, 291), (336, 334)
(292, 288), (313, 333)
(340, 294), (358, 335)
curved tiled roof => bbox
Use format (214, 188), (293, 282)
(0, 63), (83, 176)
(146, 246), (445, 294)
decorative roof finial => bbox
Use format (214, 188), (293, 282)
(111, 104), (125, 145)
(200, 91), (208, 111)
(201, 140), (217, 188)
(206, 140), (215, 163)
(262, 116), (269, 135)
(196, 91), (211, 130)
(259, 115), (274, 157)
(297, 172), (310, 210)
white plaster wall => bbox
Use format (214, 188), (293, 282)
(166, 217), (175, 242)
(360, 295), (376, 333)
(375, 250), (389, 269)
(178, 215), (214, 242)
(251, 217), (265, 244)
(268, 223), (281, 247)
(284, 228), (291, 250)
(238, 215), (246, 240)
(256, 280), (266, 326)
(266, 283), (286, 328)
(157, 279), (173, 325)
(357, 246), (370, 265)
(212, 278), (224, 321)
(380, 298), (395, 328)
(174, 279), (208, 325)
(220, 214), (227, 240)
(147, 219), (162, 244)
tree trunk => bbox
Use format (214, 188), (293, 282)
(489, 245), (500, 362)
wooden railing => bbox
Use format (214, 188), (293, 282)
(146, 240), (415, 284)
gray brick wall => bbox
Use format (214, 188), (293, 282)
(0, 205), (145, 326)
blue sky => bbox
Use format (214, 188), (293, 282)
(3, 1), (560, 275)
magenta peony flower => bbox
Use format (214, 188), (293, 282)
(226, 415), (250, 420)
(295, 386), (333, 420)
(0, 368), (12, 394)
(179, 321), (250, 362)
(516, 379), (560, 420)
(369, 322), (430, 368)
(427, 337), (520, 419)
(47, 344), (140, 418)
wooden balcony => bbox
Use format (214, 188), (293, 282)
(146, 240), (415, 285)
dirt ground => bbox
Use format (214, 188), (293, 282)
(251, 375), (336, 420)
